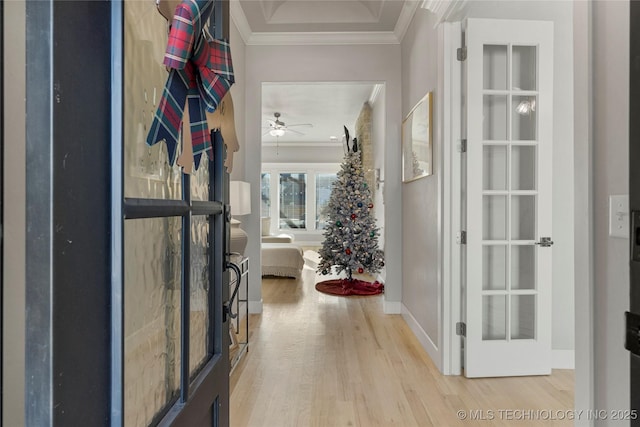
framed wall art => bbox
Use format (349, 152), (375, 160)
(402, 92), (433, 182)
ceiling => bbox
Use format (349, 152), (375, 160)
(231, 0), (420, 44)
(261, 82), (380, 145)
(238, 0), (405, 34)
(234, 1), (412, 147)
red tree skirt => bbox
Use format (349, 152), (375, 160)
(315, 278), (384, 296)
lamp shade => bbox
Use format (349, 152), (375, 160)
(230, 181), (251, 216)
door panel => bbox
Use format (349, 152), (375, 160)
(117, 0), (230, 425)
(629, 2), (640, 423)
(464, 18), (553, 378)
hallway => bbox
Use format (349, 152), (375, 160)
(229, 265), (574, 426)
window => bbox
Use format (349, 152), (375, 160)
(261, 173), (270, 217)
(262, 163), (339, 235)
(279, 173), (306, 229)
(316, 173), (337, 230)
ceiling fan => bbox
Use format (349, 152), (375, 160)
(263, 112), (313, 137)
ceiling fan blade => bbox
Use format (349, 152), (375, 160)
(286, 128), (305, 136)
(286, 123), (313, 128)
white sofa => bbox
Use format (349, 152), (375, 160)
(260, 217), (304, 278)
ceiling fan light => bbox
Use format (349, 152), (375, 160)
(270, 128), (285, 137)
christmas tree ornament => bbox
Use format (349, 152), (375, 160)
(368, 203), (374, 209)
(358, 267), (364, 274)
(345, 248), (351, 255)
(357, 202), (363, 207)
(351, 214), (357, 219)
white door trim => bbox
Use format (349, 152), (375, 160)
(443, 21), (463, 376)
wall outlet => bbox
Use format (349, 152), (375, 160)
(609, 194), (629, 239)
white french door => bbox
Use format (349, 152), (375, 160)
(464, 18), (554, 378)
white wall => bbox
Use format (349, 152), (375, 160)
(590, 1), (631, 423)
(400, 8), (442, 362)
(400, 1), (576, 372)
(229, 18), (246, 181)
(3, 1), (26, 425)
(371, 87), (386, 252)
(262, 144), (344, 163)
(244, 44), (402, 313)
(572, 2), (594, 421)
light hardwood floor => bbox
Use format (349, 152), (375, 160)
(230, 265), (574, 426)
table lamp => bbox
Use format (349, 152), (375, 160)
(229, 181), (251, 255)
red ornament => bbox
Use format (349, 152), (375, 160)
(351, 214), (357, 219)
(345, 248), (352, 255)
(358, 267), (364, 274)
(368, 203), (374, 209)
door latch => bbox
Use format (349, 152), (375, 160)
(535, 237), (554, 247)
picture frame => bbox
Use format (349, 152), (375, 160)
(402, 92), (433, 182)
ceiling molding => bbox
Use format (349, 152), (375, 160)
(421, 0), (468, 26)
(245, 31), (400, 46)
(368, 84), (383, 104)
(230, 0), (425, 46)
(263, 141), (344, 148)
(394, 0), (421, 42)
(230, 0), (252, 44)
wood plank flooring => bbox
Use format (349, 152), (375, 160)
(230, 265), (574, 426)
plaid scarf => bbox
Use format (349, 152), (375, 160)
(147, 0), (234, 169)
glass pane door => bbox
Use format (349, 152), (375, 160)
(481, 43), (538, 343)
(464, 18), (553, 378)
(118, 0), (230, 424)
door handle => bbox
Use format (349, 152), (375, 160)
(632, 211), (640, 261)
(535, 237), (554, 247)
(626, 311), (640, 356)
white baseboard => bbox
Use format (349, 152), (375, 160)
(552, 350), (575, 369)
(383, 300), (401, 314)
(248, 300), (263, 314)
(401, 304), (442, 372)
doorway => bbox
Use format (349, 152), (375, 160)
(260, 82), (381, 248)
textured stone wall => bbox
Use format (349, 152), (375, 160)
(355, 102), (375, 198)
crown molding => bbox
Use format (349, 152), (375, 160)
(368, 84), (383, 104)
(263, 141), (344, 147)
(421, 0), (468, 26)
(230, 0), (252, 44)
(394, 0), (420, 42)
(230, 0), (423, 46)
(245, 31), (400, 46)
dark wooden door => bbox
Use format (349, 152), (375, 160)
(629, 2), (640, 424)
(113, 1), (231, 425)
(23, 1), (231, 425)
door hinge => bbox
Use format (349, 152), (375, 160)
(456, 322), (466, 337)
(457, 46), (467, 61)
(460, 231), (467, 244)
(458, 139), (467, 153)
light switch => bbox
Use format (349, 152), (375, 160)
(609, 194), (629, 239)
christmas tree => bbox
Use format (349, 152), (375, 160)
(317, 128), (385, 282)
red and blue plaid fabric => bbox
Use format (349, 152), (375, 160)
(146, 0), (234, 169)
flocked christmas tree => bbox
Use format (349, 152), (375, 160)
(317, 127), (385, 281)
